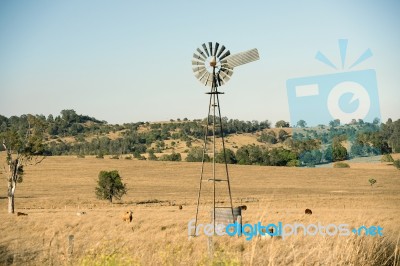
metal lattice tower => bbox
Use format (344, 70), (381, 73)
(191, 42), (259, 234)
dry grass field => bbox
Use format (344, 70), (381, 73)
(0, 152), (399, 265)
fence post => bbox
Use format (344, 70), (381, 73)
(237, 215), (242, 237)
(68, 235), (74, 258)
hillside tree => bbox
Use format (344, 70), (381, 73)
(296, 120), (307, 128)
(332, 141), (348, 161)
(1, 115), (45, 213)
(275, 120), (290, 128)
(215, 148), (237, 164)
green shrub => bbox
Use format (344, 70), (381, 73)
(133, 151), (142, 159)
(158, 153), (182, 161)
(394, 159), (400, 170)
(215, 149), (237, 164)
(369, 178), (377, 187)
(381, 154), (394, 162)
(286, 159), (300, 167)
(186, 147), (210, 162)
(148, 150), (157, 160)
(333, 162), (350, 168)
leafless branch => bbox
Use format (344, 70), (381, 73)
(31, 156), (46, 166)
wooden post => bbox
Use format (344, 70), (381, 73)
(237, 215), (242, 237)
(68, 235), (74, 257)
(207, 236), (213, 260)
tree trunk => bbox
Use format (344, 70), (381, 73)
(8, 180), (15, 213)
(8, 195), (14, 214)
(7, 160), (18, 214)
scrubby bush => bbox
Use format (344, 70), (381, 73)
(158, 153), (182, 161)
(369, 178), (377, 187)
(286, 159), (300, 167)
(394, 159), (400, 170)
(148, 151), (157, 161)
(257, 131), (277, 144)
(215, 149), (237, 164)
(186, 147), (210, 162)
(381, 154), (394, 162)
(333, 162), (350, 168)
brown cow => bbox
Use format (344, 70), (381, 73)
(305, 209), (312, 215)
(17, 212), (28, 216)
(122, 210), (133, 222)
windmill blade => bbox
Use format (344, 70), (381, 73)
(219, 60), (233, 72)
(193, 65), (206, 74)
(219, 50), (231, 61)
(220, 59), (229, 68)
(196, 48), (207, 60)
(200, 72), (211, 85)
(213, 42), (220, 56)
(202, 43), (210, 57)
(218, 70), (232, 84)
(194, 71), (207, 81)
(192, 65), (206, 74)
(216, 74), (224, 86)
(205, 76), (213, 86)
(192, 59), (205, 66)
(219, 66), (233, 79)
(194, 68), (207, 79)
(220, 67), (233, 77)
(225, 48), (259, 68)
(208, 42), (213, 57)
(193, 53), (205, 62)
(216, 45), (226, 58)
(218, 70), (230, 80)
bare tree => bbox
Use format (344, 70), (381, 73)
(2, 115), (45, 213)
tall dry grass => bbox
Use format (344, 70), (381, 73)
(0, 153), (399, 265)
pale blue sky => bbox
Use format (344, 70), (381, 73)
(0, 1), (399, 124)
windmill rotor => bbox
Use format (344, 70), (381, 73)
(192, 42), (259, 87)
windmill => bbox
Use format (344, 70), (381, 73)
(191, 42), (259, 235)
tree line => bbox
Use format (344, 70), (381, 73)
(0, 110), (272, 156)
(1, 110), (400, 168)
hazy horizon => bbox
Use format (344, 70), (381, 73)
(0, 108), (398, 127)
